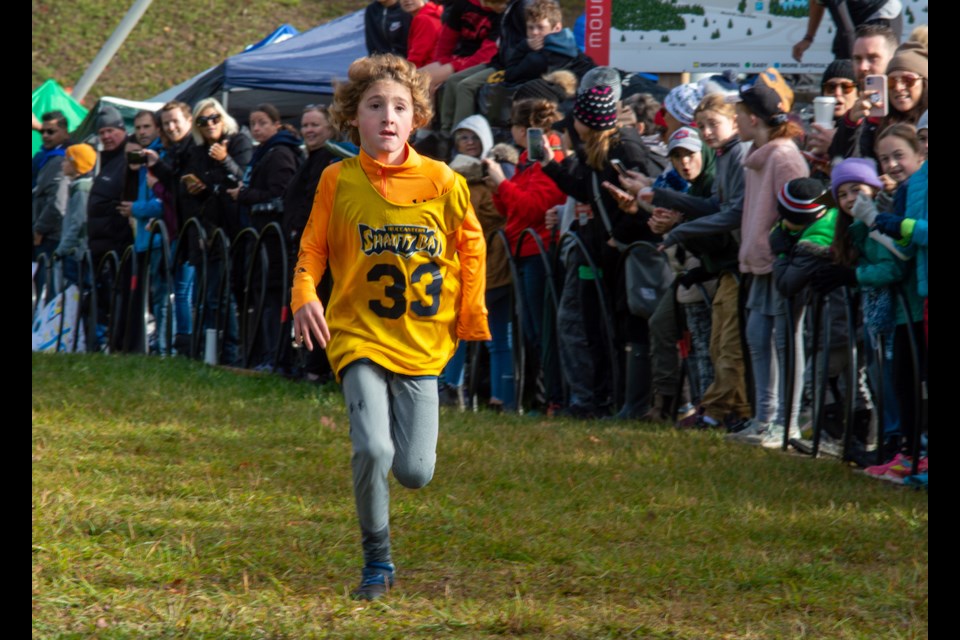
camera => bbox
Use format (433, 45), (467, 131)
(126, 150), (145, 164)
(250, 197), (285, 215)
(225, 173), (240, 189)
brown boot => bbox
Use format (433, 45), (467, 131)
(640, 394), (673, 423)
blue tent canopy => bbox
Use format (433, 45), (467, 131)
(175, 10), (365, 122)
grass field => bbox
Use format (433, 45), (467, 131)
(32, 353), (928, 639)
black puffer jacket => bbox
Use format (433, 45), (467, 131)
(87, 147), (133, 260)
(181, 131), (253, 245)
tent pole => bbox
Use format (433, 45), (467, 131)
(72, 0), (156, 103)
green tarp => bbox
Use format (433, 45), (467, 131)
(32, 79), (88, 158)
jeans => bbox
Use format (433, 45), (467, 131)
(341, 361), (438, 566)
(486, 286), (515, 408)
(173, 243), (196, 340)
(684, 301), (715, 402)
(745, 306), (804, 427)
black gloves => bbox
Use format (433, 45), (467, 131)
(768, 225), (799, 257)
(811, 263), (858, 293)
(677, 266), (712, 288)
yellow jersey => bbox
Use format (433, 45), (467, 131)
(291, 145), (490, 380)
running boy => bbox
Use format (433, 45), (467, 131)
(291, 54), (491, 600)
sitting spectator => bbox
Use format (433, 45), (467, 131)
(401, 0), (443, 68)
(503, 0), (580, 88)
(419, 0), (507, 131)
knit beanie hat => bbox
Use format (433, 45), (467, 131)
(731, 67), (794, 126)
(821, 58), (856, 89)
(667, 126), (702, 155)
(916, 110), (928, 132)
(829, 157), (884, 203)
(514, 78), (569, 105)
(664, 83), (703, 127)
(886, 41), (928, 78)
(96, 105), (126, 132)
(777, 178), (830, 226)
(65, 143), (97, 175)
(573, 84), (619, 131)
(578, 66), (622, 101)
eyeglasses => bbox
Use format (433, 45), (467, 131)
(196, 114), (221, 126)
(455, 132), (481, 143)
(823, 80), (857, 95)
(40, 128), (59, 135)
(888, 73), (923, 89)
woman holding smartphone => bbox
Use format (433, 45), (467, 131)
(836, 41), (927, 162)
(483, 97), (567, 413)
(537, 67), (664, 419)
(180, 98), (253, 366)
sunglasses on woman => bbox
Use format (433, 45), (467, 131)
(823, 80), (857, 95)
(888, 73), (923, 90)
(197, 114), (222, 126)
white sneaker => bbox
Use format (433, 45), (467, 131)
(758, 423), (801, 449)
(725, 418), (769, 442)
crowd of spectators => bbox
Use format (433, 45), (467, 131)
(32, 0), (928, 486)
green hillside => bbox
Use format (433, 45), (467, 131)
(33, 0), (586, 105)
(32, 0), (370, 104)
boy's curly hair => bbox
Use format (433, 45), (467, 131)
(330, 54), (433, 146)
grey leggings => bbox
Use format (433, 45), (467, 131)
(341, 361), (439, 566)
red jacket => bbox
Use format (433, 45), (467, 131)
(494, 137), (566, 258)
(434, 0), (502, 72)
(407, 1), (443, 67)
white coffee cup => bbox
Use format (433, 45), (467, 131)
(813, 96), (837, 129)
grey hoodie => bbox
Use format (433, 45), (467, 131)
(451, 114), (494, 160)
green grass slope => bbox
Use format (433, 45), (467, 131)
(32, 0), (370, 104)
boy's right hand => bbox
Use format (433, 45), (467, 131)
(293, 300), (330, 351)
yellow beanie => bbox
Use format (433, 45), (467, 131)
(65, 143), (97, 175)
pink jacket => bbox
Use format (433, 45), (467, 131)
(739, 138), (809, 275)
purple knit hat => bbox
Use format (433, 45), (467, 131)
(573, 85), (619, 131)
(830, 157), (884, 203)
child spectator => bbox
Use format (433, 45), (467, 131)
(364, 0), (411, 56)
(401, 0), (443, 67)
(502, 0), (580, 88)
(54, 144), (97, 287)
(621, 93), (748, 428)
(291, 54), (490, 600)
(721, 68), (809, 448)
(828, 125), (926, 473)
(419, 0), (508, 131)
(448, 114), (515, 411)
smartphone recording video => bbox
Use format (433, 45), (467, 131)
(526, 127), (545, 162)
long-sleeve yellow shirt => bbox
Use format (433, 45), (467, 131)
(290, 145), (490, 380)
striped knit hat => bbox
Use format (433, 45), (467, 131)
(573, 84), (619, 131)
(777, 178), (829, 226)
